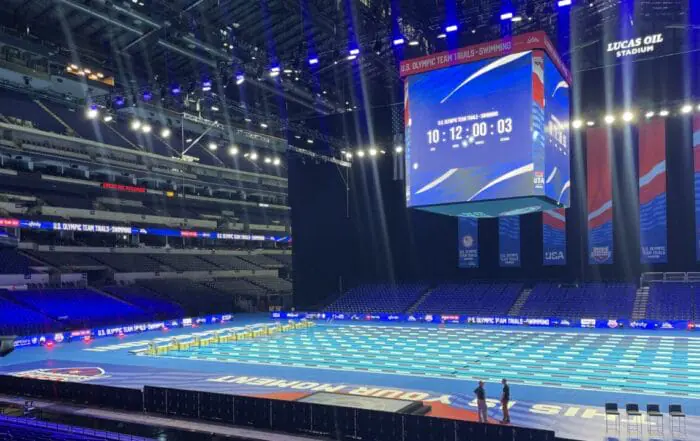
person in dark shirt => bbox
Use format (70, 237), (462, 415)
(474, 380), (487, 423)
(500, 378), (510, 423)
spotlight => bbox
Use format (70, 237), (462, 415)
(250, 152), (258, 160)
(357, 150), (365, 157)
(130, 120), (142, 131)
(273, 158), (281, 166)
(211, 105), (220, 112)
(437, 33), (447, 39)
(369, 147), (378, 156)
(586, 121), (595, 127)
(445, 25), (458, 33)
(306, 139), (314, 144)
(572, 120), (583, 129)
(558, 0), (572, 6)
(141, 124), (152, 133)
(83, 68), (91, 74)
(236, 74), (245, 85)
(408, 40), (419, 46)
(392, 38), (405, 46)
(260, 123), (268, 129)
(114, 96), (125, 107)
(208, 142), (218, 151)
(622, 111), (635, 122)
(160, 128), (171, 138)
(70, 64), (78, 70)
(229, 146), (239, 156)
(264, 157), (272, 164)
(681, 104), (693, 114)
(500, 12), (514, 20)
(269, 66), (280, 77)
(349, 48), (360, 55)
(308, 57), (319, 65)
(645, 111), (655, 119)
(659, 109), (670, 117)
(170, 84), (181, 95)
(103, 115), (113, 123)
(394, 145), (404, 153)
(283, 68), (293, 74)
(511, 16), (523, 22)
(344, 151), (353, 159)
(142, 91), (152, 101)
(85, 107), (99, 119)
(244, 117), (252, 122)
(202, 80), (212, 92)
(604, 114), (615, 125)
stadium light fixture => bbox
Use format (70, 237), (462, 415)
(408, 40), (419, 46)
(269, 67), (280, 77)
(141, 124), (152, 133)
(249, 152), (258, 160)
(395, 145), (404, 153)
(571, 120), (583, 129)
(500, 12), (514, 21)
(160, 128), (171, 138)
(86, 107), (99, 120)
(369, 147), (378, 156)
(392, 38), (405, 46)
(659, 109), (670, 117)
(445, 25), (458, 33)
(260, 123), (268, 129)
(70, 64), (78, 70)
(273, 158), (281, 166)
(308, 57), (319, 65)
(229, 146), (239, 156)
(130, 120), (142, 131)
(236, 74), (245, 85)
(349, 48), (360, 55)
(283, 68), (293, 74)
(511, 16), (523, 22)
(681, 104), (693, 114)
(244, 117), (252, 122)
(202, 80), (212, 92)
(208, 142), (218, 151)
(357, 150), (366, 157)
(586, 121), (595, 127)
(170, 84), (181, 95)
(346, 54), (357, 60)
(437, 33), (447, 39)
(264, 157), (272, 164)
(344, 151), (353, 159)
(307, 139), (314, 144)
(622, 111), (635, 122)
(103, 115), (113, 123)
(558, 0), (572, 6)
(211, 105), (220, 112)
(604, 114), (615, 125)
(645, 111), (655, 119)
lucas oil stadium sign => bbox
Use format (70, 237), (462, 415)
(607, 33), (664, 58)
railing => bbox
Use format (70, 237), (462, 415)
(0, 414), (154, 440)
(641, 272), (700, 286)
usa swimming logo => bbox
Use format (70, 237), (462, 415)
(462, 235), (474, 248)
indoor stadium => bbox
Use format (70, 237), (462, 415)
(0, 1), (697, 440)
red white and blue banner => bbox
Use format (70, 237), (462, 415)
(498, 216), (521, 267)
(694, 115), (700, 262)
(543, 209), (566, 265)
(639, 118), (668, 264)
(587, 127), (614, 264)
(457, 217), (479, 268)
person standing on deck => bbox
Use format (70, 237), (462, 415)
(474, 380), (488, 423)
(500, 379), (510, 423)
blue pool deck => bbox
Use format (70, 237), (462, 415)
(1, 314), (698, 441)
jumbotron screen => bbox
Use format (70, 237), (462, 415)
(404, 49), (570, 216)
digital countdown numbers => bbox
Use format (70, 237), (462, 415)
(426, 113), (513, 147)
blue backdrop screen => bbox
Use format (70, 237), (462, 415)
(405, 52), (535, 208)
(543, 55), (571, 207)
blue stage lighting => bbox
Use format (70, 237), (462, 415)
(445, 25), (458, 33)
(142, 91), (152, 101)
(114, 96), (125, 107)
(349, 48), (360, 55)
(308, 57), (319, 65)
(500, 12), (514, 20)
(170, 85), (181, 95)
(202, 80), (212, 92)
(392, 38), (405, 46)
(235, 74), (245, 85)
(557, 0), (572, 6)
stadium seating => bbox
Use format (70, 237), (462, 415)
(0, 294), (55, 335)
(0, 414), (143, 441)
(147, 254), (219, 272)
(246, 276), (292, 293)
(25, 251), (104, 269)
(520, 282), (636, 320)
(89, 254), (171, 273)
(239, 254), (285, 268)
(646, 282), (697, 321)
(136, 279), (234, 315)
(415, 282), (523, 316)
(0, 249), (35, 274)
(3, 288), (150, 328)
(198, 254), (261, 271)
(327, 283), (428, 313)
(204, 278), (267, 296)
(102, 285), (184, 318)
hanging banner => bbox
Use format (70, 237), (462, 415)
(639, 118), (668, 264)
(457, 217), (479, 268)
(694, 115), (700, 262)
(498, 216), (521, 267)
(543, 209), (566, 265)
(587, 127), (614, 264)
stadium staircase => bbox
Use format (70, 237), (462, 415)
(632, 286), (649, 320)
(508, 288), (532, 316)
(406, 287), (435, 314)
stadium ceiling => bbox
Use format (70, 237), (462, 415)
(0, 0), (687, 126)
